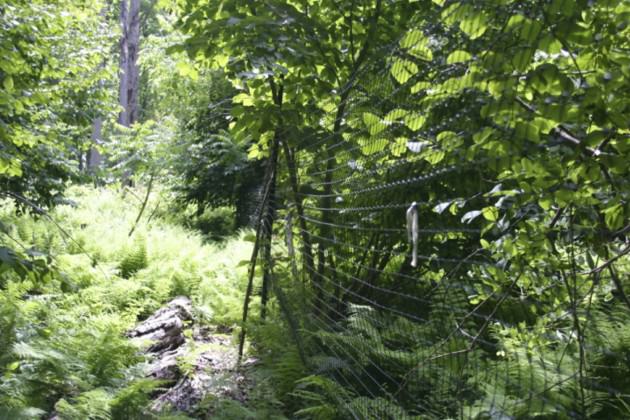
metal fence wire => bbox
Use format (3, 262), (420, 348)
(239, 1), (630, 418)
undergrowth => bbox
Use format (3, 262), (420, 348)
(0, 185), (254, 418)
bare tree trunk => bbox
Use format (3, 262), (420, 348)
(87, 117), (103, 172)
(126, 0), (140, 125)
(119, 0), (140, 126)
(118, 0), (141, 185)
(118, 0), (129, 126)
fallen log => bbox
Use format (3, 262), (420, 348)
(128, 297), (253, 414)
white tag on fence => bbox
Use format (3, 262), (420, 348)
(406, 202), (418, 267)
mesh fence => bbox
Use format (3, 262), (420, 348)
(239, 1), (630, 418)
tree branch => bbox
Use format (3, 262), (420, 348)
(515, 96), (609, 157)
(583, 243), (630, 275)
(128, 173), (155, 237)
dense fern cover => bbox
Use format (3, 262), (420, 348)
(0, 187), (257, 418)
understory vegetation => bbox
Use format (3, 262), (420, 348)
(0, 186), (257, 418)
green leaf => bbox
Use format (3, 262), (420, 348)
(247, 144), (261, 160)
(404, 114), (426, 131)
(547, 0), (575, 16)
(473, 127), (496, 144)
(424, 150), (445, 164)
(446, 50), (472, 64)
(531, 117), (555, 135)
(409, 45), (433, 61)
(459, 12), (489, 39)
(390, 137), (408, 157)
(391, 58), (419, 84)
(411, 81), (430, 94)
(175, 61), (199, 80)
(512, 48), (535, 71)
(515, 121), (540, 142)
(400, 30), (423, 49)
(362, 138), (389, 155)
(384, 108), (409, 122)
(538, 35), (563, 53)
(3, 76), (14, 92)
(362, 113), (387, 135)
(443, 3), (472, 25)
(437, 131), (463, 149)
(482, 206), (499, 222)
(603, 203), (624, 230)
(237, 259), (251, 267)
(243, 232), (257, 243)
(0, 158), (22, 177)
(214, 54), (229, 67)
(519, 18), (542, 42)
(233, 93), (254, 106)
(400, 28), (434, 60)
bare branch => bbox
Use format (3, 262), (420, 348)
(583, 243), (630, 275)
(515, 96), (610, 157)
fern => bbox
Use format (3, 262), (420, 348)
(198, 397), (258, 419)
(54, 389), (112, 420)
(0, 186), (261, 417)
(169, 268), (201, 298)
(119, 236), (148, 279)
(110, 378), (165, 420)
(291, 375), (355, 420)
(0, 406), (46, 420)
(348, 397), (416, 420)
(15, 218), (34, 244)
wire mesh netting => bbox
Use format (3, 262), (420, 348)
(236, 1), (630, 418)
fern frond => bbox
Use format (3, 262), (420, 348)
(119, 236), (147, 279)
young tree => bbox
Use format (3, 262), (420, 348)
(0, 0), (116, 206)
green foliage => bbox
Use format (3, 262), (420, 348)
(2, 0), (629, 417)
(347, 397), (413, 420)
(55, 389), (113, 420)
(105, 119), (177, 182)
(124, 8), (264, 227)
(118, 236), (148, 279)
(193, 207), (236, 241)
(292, 375), (354, 420)
(196, 397), (262, 420)
(110, 379), (166, 420)
(175, 0), (630, 417)
(0, 185), (254, 417)
(0, 0), (117, 207)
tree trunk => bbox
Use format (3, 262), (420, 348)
(118, 0), (141, 186)
(118, 0), (129, 126)
(126, 0), (140, 125)
(119, 0), (140, 127)
(87, 117), (103, 172)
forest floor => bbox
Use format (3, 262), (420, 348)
(1, 185), (287, 419)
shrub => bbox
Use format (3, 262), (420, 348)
(195, 207), (236, 241)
